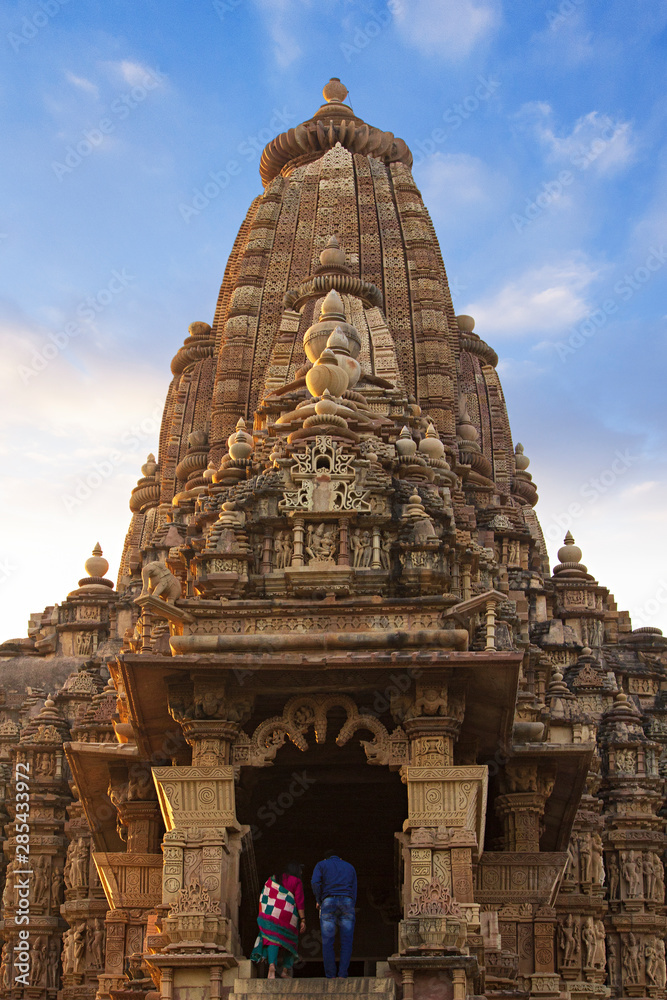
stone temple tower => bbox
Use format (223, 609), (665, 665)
(0, 78), (665, 1000)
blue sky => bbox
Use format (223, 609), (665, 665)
(1, 0), (666, 640)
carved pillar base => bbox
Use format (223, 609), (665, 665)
(389, 954), (478, 1000)
(146, 952), (237, 1000)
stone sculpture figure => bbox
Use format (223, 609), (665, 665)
(621, 850), (642, 897)
(582, 917), (596, 967)
(380, 534), (392, 569)
(559, 913), (578, 966)
(51, 863), (63, 911)
(646, 938), (659, 985)
(654, 852), (665, 901)
(593, 920), (606, 969)
(656, 939), (667, 989)
(591, 832), (604, 884)
(607, 853), (619, 899)
(139, 560), (182, 602)
(622, 933), (640, 984)
(31, 936), (46, 985)
(128, 768), (153, 800)
(91, 917), (105, 968)
(47, 937), (60, 988)
(351, 528), (372, 568)
(0, 945), (10, 990)
(643, 852), (656, 900)
(62, 928), (75, 974)
(33, 853), (48, 905)
(274, 530), (293, 570)
(606, 934), (619, 987)
(69, 838), (88, 888)
(306, 523), (336, 563)
(579, 832), (592, 882)
(73, 922), (86, 972)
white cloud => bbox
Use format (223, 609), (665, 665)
(0, 316), (169, 642)
(464, 258), (600, 337)
(103, 60), (165, 89)
(251, 0), (305, 68)
(419, 152), (495, 207)
(65, 71), (99, 98)
(518, 103), (636, 176)
(392, 0), (501, 58)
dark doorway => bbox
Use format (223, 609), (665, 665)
(236, 720), (406, 977)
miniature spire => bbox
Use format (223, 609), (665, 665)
(552, 532), (592, 579)
(396, 425), (417, 457)
(319, 235), (348, 271)
(514, 442), (530, 472)
(419, 424), (445, 461)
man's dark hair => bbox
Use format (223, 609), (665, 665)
(324, 850), (338, 859)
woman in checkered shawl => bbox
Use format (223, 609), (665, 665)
(251, 861), (306, 978)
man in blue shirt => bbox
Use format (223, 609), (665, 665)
(311, 850), (357, 978)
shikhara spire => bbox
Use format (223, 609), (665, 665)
(0, 79), (665, 1000)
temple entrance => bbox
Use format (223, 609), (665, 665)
(236, 717), (407, 977)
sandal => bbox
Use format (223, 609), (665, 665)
(267, 964), (276, 979)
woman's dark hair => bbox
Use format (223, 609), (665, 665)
(272, 860), (303, 883)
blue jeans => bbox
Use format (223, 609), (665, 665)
(319, 895), (356, 978)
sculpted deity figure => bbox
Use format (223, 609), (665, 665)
(68, 838), (88, 888)
(591, 832), (604, 884)
(33, 853), (48, 905)
(621, 851), (642, 897)
(607, 854), (619, 899)
(47, 938), (60, 988)
(51, 863), (63, 911)
(414, 683), (447, 718)
(564, 844), (577, 883)
(593, 920), (606, 969)
(622, 933), (640, 984)
(62, 929), (75, 974)
(31, 936), (46, 986)
(91, 918), (105, 968)
(646, 938), (659, 985)
(306, 523), (336, 563)
(606, 934), (619, 987)
(656, 939), (666, 989)
(253, 535), (263, 574)
(380, 534), (392, 569)
(2, 860), (15, 907)
(73, 923), (86, 972)
(578, 832), (592, 882)
(654, 852), (665, 901)
(582, 917), (596, 968)
(274, 530), (293, 570)
(559, 913), (578, 966)
(350, 528), (372, 569)
(0, 945), (11, 990)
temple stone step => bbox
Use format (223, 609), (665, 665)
(229, 977), (396, 998)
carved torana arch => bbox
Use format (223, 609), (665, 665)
(232, 692), (408, 769)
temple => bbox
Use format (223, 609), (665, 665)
(0, 78), (665, 1000)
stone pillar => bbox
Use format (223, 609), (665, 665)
(148, 700), (247, 998)
(338, 519), (350, 566)
(495, 764), (555, 852)
(94, 768), (163, 1000)
(291, 516), (304, 567)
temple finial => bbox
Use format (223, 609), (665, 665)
(322, 77), (349, 104)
